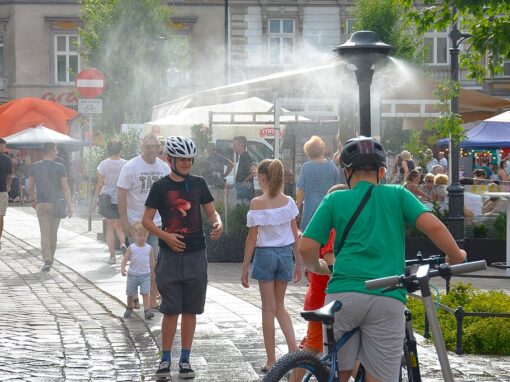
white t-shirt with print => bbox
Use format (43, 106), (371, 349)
(97, 158), (127, 204)
(117, 155), (170, 225)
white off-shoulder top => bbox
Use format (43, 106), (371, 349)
(246, 197), (299, 247)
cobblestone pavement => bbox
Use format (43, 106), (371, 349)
(2, 204), (510, 381)
(0, 232), (160, 381)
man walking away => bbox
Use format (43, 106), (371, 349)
(28, 142), (73, 271)
(0, 138), (13, 250)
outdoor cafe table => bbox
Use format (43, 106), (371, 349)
(485, 192), (510, 276)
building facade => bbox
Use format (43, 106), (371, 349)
(0, 0), (508, 111)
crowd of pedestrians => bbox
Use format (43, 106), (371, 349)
(1, 129), (506, 381)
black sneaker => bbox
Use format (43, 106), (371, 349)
(144, 310), (155, 320)
(155, 360), (171, 379)
(179, 361), (195, 379)
(41, 263), (51, 272)
(123, 308), (133, 318)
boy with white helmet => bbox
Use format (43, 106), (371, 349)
(142, 136), (223, 380)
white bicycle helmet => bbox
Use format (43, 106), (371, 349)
(164, 136), (197, 158)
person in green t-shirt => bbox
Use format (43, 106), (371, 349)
(299, 136), (466, 382)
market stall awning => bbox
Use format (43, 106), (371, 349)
(439, 110), (510, 149)
(4, 124), (85, 150)
(0, 97), (79, 137)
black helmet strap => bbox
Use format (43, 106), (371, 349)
(345, 167), (381, 189)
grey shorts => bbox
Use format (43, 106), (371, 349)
(155, 247), (208, 315)
(251, 245), (293, 282)
(324, 292), (405, 381)
(126, 273), (150, 296)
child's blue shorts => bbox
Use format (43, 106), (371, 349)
(126, 273), (150, 296)
(251, 245), (294, 282)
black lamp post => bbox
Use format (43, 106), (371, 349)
(448, 8), (471, 246)
(334, 31), (393, 137)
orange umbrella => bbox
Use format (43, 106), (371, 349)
(0, 97), (79, 137)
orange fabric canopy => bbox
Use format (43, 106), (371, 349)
(0, 97), (78, 137)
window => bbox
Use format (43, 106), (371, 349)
(424, 29), (449, 65)
(346, 18), (355, 36)
(55, 34), (80, 83)
(268, 19), (295, 65)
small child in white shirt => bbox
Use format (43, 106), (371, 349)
(121, 221), (156, 320)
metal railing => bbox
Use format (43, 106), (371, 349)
(410, 289), (510, 355)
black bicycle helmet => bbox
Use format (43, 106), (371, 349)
(340, 136), (386, 170)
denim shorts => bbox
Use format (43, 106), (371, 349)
(251, 245), (294, 282)
(126, 273), (151, 296)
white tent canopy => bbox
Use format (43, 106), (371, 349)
(4, 124), (85, 150)
(145, 97), (308, 141)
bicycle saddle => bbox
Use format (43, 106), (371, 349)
(300, 299), (342, 325)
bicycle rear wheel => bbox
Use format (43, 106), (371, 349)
(263, 351), (331, 382)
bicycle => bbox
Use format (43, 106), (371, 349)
(399, 253), (446, 382)
(262, 259), (486, 382)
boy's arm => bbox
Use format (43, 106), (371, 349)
(120, 248), (131, 276)
(299, 237), (331, 275)
(415, 212), (466, 264)
(142, 206), (186, 253)
(149, 248), (156, 271)
(202, 202), (223, 240)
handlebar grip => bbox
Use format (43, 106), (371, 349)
(449, 260), (487, 275)
(365, 275), (400, 290)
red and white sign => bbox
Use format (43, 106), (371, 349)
(75, 68), (105, 99)
(259, 127), (284, 139)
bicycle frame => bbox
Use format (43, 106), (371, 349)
(315, 326), (359, 382)
(403, 308), (421, 382)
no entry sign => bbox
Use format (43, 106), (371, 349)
(75, 68), (105, 99)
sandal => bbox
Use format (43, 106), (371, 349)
(133, 297), (140, 310)
(260, 365), (272, 373)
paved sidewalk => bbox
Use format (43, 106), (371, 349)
(2, 204), (510, 381)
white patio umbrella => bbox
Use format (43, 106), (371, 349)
(4, 124), (85, 150)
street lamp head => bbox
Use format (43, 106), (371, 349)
(334, 31), (393, 70)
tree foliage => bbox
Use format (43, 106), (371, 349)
(425, 80), (466, 145)
(397, 0), (510, 81)
(79, 0), (185, 133)
(353, 0), (422, 63)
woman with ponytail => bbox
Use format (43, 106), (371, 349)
(241, 159), (302, 373)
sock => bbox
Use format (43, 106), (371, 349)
(180, 349), (191, 363)
(161, 350), (171, 363)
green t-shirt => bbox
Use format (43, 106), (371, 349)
(303, 181), (429, 303)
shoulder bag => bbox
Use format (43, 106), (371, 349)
(51, 162), (67, 219)
(334, 184), (374, 257)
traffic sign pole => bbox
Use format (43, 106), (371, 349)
(75, 68), (105, 232)
(88, 114), (93, 232)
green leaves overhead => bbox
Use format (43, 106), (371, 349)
(79, 0), (179, 133)
(397, 0), (510, 81)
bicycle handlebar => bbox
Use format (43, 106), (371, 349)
(365, 260), (487, 290)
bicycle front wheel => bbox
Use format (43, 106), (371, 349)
(399, 342), (414, 382)
(263, 351), (331, 382)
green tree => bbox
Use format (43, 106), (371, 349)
(79, 0), (186, 134)
(397, 0), (510, 81)
(353, 0), (422, 62)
